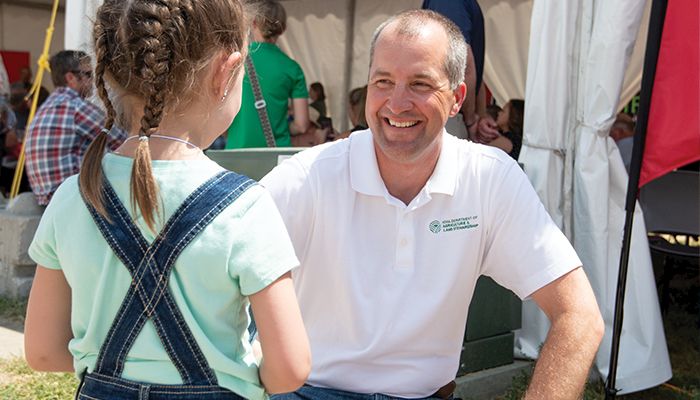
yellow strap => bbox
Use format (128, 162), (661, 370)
(10, 0), (60, 199)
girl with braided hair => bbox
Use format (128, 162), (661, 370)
(24, 1), (310, 399)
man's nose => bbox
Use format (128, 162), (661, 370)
(386, 85), (413, 114)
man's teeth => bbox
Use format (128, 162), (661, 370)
(387, 119), (418, 128)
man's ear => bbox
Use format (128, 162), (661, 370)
(213, 51), (243, 99)
(64, 72), (79, 90)
(450, 82), (467, 117)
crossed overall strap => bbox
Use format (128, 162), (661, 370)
(80, 171), (255, 386)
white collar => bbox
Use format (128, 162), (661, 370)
(349, 129), (457, 199)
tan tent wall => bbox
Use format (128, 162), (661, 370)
(0, 1), (65, 91)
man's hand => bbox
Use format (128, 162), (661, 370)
(525, 267), (604, 399)
(471, 115), (500, 143)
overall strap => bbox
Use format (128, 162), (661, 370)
(80, 171), (256, 385)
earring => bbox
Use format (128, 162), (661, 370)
(221, 89), (229, 102)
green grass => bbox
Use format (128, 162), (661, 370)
(0, 358), (78, 399)
(1, 267), (698, 399)
(498, 368), (699, 400)
(0, 297), (79, 399)
(497, 264), (700, 400)
(0, 297), (27, 325)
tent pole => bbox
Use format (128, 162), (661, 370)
(604, 0), (667, 398)
(340, 0), (356, 132)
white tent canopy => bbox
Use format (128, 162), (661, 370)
(65, 0), (669, 393)
(65, 0), (648, 130)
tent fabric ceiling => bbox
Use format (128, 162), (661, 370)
(65, 0), (648, 130)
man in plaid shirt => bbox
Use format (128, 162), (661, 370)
(25, 50), (124, 206)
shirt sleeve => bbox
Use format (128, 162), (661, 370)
(227, 186), (300, 296)
(260, 155), (315, 266)
(479, 160), (582, 299)
(290, 62), (309, 99)
(28, 195), (62, 270)
(74, 99), (106, 142)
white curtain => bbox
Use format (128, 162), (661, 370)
(479, 0), (649, 108)
(0, 54), (9, 98)
(65, 0), (102, 51)
(517, 0), (672, 394)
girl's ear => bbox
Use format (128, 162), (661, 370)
(213, 51), (243, 100)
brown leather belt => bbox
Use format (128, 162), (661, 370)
(431, 380), (456, 399)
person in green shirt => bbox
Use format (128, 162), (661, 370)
(226, 0), (310, 148)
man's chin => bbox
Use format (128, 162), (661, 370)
(374, 137), (424, 163)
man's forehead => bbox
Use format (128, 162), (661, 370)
(371, 22), (448, 77)
(379, 19), (447, 45)
(371, 67), (443, 83)
(374, 22), (448, 61)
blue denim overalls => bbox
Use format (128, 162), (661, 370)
(77, 171), (255, 400)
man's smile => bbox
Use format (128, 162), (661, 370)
(385, 118), (420, 128)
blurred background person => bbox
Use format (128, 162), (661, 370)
(24, 50), (123, 206)
(486, 103), (501, 121)
(484, 99), (524, 161)
(291, 107), (331, 147)
(609, 113), (635, 172)
(336, 85), (367, 140)
(16, 66), (50, 107)
(0, 83), (31, 195)
(308, 81), (327, 121)
(423, 0), (486, 137)
(226, 0), (309, 148)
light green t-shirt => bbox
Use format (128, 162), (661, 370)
(226, 42), (309, 148)
(29, 153), (299, 400)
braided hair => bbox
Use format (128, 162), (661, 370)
(80, 0), (247, 231)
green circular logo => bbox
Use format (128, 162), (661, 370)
(429, 220), (442, 234)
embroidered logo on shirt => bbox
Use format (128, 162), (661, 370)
(429, 216), (479, 233)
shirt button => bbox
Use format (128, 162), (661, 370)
(399, 238), (408, 247)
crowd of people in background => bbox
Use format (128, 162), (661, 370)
(0, 0), (659, 205)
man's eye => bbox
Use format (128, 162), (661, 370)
(375, 79), (392, 88)
(412, 82), (432, 90)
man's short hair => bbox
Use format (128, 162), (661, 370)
(369, 10), (467, 90)
(49, 50), (90, 87)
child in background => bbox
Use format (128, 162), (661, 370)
(336, 86), (367, 140)
(308, 82), (327, 120)
(24, 1), (310, 399)
(494, 99), (524, 160)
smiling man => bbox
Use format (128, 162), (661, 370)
(262, 10), (603, 400)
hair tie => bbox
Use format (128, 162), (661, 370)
(139, 136), (149, 143)
(101, 128), (110, 135)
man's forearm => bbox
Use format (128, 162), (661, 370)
(524, 309), (604, 399)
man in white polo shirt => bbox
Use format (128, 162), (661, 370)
(261, 10), (603, 400)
